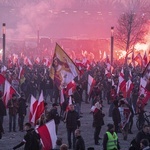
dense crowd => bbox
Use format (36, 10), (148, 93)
(0, 57), (150, 150)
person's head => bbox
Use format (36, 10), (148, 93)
(75, 129), (81, 137)
(107, 123), (115, 132)
(69, 104), (74, 111)
(113, 100), (119, 107)
(60, 144), (68, 150)
(56, 138), (62, 146)
(139, 94), (144, 100)
(24, 122), (32, 131)
(142, 124), (149, 134)
(140, 139), (150, 149)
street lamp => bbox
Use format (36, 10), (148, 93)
(2, 23), (6, 65)
(111, 26), (114, 65)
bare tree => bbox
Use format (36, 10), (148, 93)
(115, 0), (150, 63)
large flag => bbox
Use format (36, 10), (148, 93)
(50, 43), (80, 89)
(31, 91), (45, 124)
(3, 80), (16, 107)
(87, 75), (96, 95)
(29, 95), (38, 122)
(37, 120), (57, 150)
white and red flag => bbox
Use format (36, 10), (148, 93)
(3, 80), (17, 107)
(18, 66), (25, 79)
(87, 75), (96, 95)
(66, 80), (76, 96)
(43, 58), (51, 68)
(1, 65), (7, 74)
(35, 57), (40, 64)
(31, 91), (45, 124)
(126, 79), (134, 97)
(29, 95), (38, 122)
(37, 120), (57, 150)
(117, 71), (126, 97)
(134, 53), (142, 66)
(50, 43), (80, 89)
(143, 51), (148, 67)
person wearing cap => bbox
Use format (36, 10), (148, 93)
(47, 103), (60, 134)
(7, 94), (18, 132)
(103, 123), (120, 150)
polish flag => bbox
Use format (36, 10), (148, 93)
(105, 69), (111, 78)
(0, 74), (6, 84)
(143, 51), (148, 67)
(31, 91), (45, 124)
(24, 57), (33, 68)
(1, 66), (7, 74)
(35, 57), (40, 64)
(66, 80), (76, 96)
(126, 79), (134, 97)
(37, 120), (57, 150)
(87, 75), (96, 95)
(134, 53), (142, 66)
(43, 58), (51, 68)
(60, 89), (65, 105)
(117, 72), (126, 97)
(3, 80), (16, 107)
(29, 95), (38, 122)
(18, 66), (25, 79)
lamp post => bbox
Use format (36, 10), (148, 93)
(111, 26), (114, 65)
(2, 23), (6, 65)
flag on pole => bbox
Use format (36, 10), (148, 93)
(37, 120), (57, 150)
(3, 80), (16, 107)
(87, 75), (96, 95)
(31, 91), (45, 124)
(143, 51), (148, 67)
(50, 43), (80, 89)
(29, 95), (38, 122)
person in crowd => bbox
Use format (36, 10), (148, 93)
(73, 85), (83, 116)
(136, 94), (146, 129)
(47, 103), (60, 134)
(140, 139), (150, 150)
(118, 99), (132, 140)
(0, 92), (6, 134)
(60, 144), (68, 150)
(112, 100), (121, 134)
(92, 102), (105, 145)
(18, 92), (28, 131)
(64, 104), (80, 149)
(103, 123), (120, 150)
(7, 94), (18, 132)
(75, 129), (85, 150)
(108, 86), (117, 117)
(52, 138), (62, 150)
(13, 122), (41, 150)
(135, 124), (150, 149)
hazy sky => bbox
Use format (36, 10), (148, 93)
(0, 0), (148, 40)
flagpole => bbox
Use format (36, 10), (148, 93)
(2, 23), (6, 65)
(110, 27), (114, 65)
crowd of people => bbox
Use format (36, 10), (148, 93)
(0, 55), (150, 150)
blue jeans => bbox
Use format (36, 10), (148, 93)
(9, 115), (17, 132)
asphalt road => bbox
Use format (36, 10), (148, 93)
(0, 98), (149, 150)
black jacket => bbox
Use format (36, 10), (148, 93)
(66, 110), (80, 129)
(75, 136), (85, 150)
(93, 108), (104, 127)
(0, 99), (6, 116)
